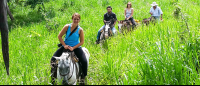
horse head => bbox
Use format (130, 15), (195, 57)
(53, 50), (71, 85)
(100, 18), (116, 41)
(104, 21), (111, 39)
(118, 20), (123, 32)
(142, 18), (149, 25)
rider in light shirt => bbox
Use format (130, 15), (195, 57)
(149, 2), (163, 21)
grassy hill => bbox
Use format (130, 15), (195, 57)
(0, 0), (200, 85)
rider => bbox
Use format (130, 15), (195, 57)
(149, 2), (163, 22)
(95, 6), (117, 44)
(124, 2), (136, 27)
(50, 13), (88, 84)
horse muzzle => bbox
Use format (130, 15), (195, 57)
(62, 78), (69, 85)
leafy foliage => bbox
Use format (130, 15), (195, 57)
(1, 0), (200, 85)
(24, 0), (49, 9)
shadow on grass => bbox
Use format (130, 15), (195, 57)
(7, 8), (55, 31)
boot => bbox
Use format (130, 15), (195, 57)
(79, 76), (86, 85)
(95, 39), (100, 44)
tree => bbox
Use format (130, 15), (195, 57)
(0, 0), (9, 75)
(24, 0), (47, 12)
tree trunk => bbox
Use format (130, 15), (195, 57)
(0, 0), (9, 76)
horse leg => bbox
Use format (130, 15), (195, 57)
(80, 74), (85, 85)
(50, 60), (58, 85)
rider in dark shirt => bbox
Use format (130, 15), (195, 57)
(96, 6), (117, 44)
(104, 12), (117, 25)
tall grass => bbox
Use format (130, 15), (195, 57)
(0, 0), (199, 85)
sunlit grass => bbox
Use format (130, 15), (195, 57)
(0, 0), (199, 85)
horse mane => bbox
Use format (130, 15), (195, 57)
(63, 49), (69, 52)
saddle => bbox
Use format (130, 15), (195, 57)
(119, 20), (132, 27)
(70, 52), (79, 63)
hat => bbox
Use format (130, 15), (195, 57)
(151, 2), (158, 6)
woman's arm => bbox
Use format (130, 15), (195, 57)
(58, 25), (69, 47)
(69, 28), (84, 51)
(128, 8), (134, 19)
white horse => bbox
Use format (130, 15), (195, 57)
(99, 18), (118, 42)
(52, 47), (90, 85)
(100, 21), (112, 41)
(118, 22), (123, 33)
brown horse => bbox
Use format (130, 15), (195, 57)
(118, 20), (134, 34)
(142, 16), (156, 26)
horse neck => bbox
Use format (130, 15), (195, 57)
(118, 23), (122, 28)
(105, 24), (110, 32)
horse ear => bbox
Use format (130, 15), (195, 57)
(53, 56), (60, 61)
(66, 53), (70, 60)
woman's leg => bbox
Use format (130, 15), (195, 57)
(129, 17), (135, 25)
(50, 46), (64, 85)
(73, 47), (88, 77)
(129, 17), (136, 29)
(111, 27), (117, 36)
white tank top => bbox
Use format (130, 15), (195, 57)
(126, 8), (133, 18)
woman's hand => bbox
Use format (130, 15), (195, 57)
(68, 46), (74, 51)
(64, 45), (69, 49)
